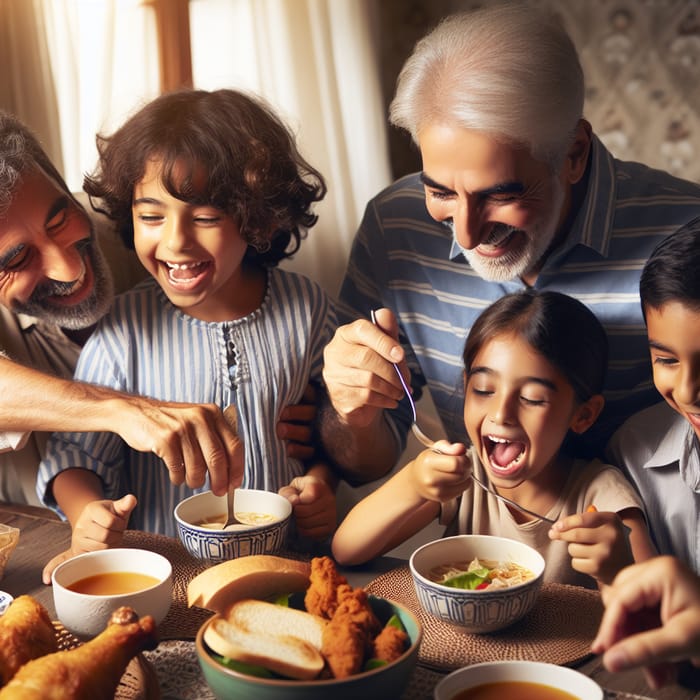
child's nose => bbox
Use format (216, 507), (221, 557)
(675, 365), (700, 407)
(164, 219), (193, 251)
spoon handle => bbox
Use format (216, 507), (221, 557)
(470, 473), (557, 524)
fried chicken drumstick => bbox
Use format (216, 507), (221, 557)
(0, 595), (57, 685)
(0, 606), (158, 700)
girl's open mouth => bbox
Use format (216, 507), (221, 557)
(484, 434), (526, 474)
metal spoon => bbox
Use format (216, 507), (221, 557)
(369, 310), (556, 525)
(222, 405), (239, 528)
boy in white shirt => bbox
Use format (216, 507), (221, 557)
(607, 220), (700, 573)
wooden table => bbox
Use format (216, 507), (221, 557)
(1, 502), (698, 700)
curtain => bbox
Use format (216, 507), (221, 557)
(189, 0), (392, 295)
(40, 0), (160, 192)
(0, 0), (63, 171)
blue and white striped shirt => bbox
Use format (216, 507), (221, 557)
(337, 136), (700, 456)
(37, 268), (336, 536)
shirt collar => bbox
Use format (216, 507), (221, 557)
(447, 134), (617, 264)
(641, 415), (700, 490)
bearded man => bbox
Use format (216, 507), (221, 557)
(320, 4), (700, 482)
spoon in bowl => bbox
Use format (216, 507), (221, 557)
(369, 310), (556, 525)
(222, 405), (240, 528)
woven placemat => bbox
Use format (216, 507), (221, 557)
(365, 565), (603, 673)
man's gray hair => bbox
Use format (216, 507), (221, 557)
(389, 3), (585, 169)
(0, 111), (69, 218)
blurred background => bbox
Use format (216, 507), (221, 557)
(3, 0), (700, 552)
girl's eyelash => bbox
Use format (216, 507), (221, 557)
(521, 397), (546, 406)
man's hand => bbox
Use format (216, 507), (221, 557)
(115, 398), (244, 496)
(277, 383), (319, 461)
(321, 308), (407, 428)
(42, 494), (137, 584)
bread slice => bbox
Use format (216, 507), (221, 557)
(187, 555), (310, 613)
(204, 615), (324, 680)
(225, 598), (327, 650)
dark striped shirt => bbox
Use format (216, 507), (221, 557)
(337, 136), (700, 456)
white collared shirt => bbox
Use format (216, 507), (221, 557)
(607, 401), (700, 573)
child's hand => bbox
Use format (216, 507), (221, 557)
(41, 494), (137, 584)
(548, 506), (634, 586)
(408, 440), (472, 503)
(277, 382), (319, 461)
(279, 471), (337, 541)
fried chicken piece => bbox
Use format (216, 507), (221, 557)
(0, 595), (57, 685)
(372, 623), (408, 664)
(0, 606), (158, 700)
(304, 555), (348, 619)
(321, 587), (382, 679)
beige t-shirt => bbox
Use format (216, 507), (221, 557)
(441, 447), (646, 589)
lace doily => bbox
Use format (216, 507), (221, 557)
(143, 640), (215, 700)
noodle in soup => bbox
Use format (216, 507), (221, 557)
(429, 557), (534, 590)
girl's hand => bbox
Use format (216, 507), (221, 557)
(407, 440), (472, 503)
(549, 506), (634, 586)
(279, 465), (337, 541)
(42, 494), (137, 584)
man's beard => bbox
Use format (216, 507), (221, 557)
(13, 238), (114, 330)
(452, 177), (565, 283)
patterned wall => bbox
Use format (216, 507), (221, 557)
(378, 0), (700, 183)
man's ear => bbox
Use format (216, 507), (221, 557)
(569, 393), (605, 434)
(563, 119), (592, 185)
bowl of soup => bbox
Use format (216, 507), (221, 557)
(52, 547), (172, 638)
(174, 488), (292, 562)
(409, 534), (545, 633)
(433, 660), (603, 700)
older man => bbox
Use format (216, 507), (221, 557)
(0, 110), (242, 506)
(321, 4), (700, 481)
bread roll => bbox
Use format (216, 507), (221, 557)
(187, 555), (310, 613)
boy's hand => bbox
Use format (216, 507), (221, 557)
(592, 556), (700, 689)
(549, 507), (633, 586)
(42, 494), (137, 584)
(279, 471), (337, 541)
(408, 440), (472, 503)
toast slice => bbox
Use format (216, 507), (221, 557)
(226, 598), (326, 650)
(204, 614), (324, 680)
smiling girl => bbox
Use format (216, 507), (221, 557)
(37, 89), (338, 551)
(332, 290), (656, 589)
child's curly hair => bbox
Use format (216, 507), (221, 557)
(84, 88), (326, 267)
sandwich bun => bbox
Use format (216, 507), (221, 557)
(187, 554), (310, 613)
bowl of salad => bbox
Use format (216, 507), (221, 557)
(409, 534), (545, 633)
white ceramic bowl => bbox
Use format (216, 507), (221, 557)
(409, 534), (545, 633)
(174, 488), (292, 562)
(433, 660), (603, 700)
(52, 548), (172, 638)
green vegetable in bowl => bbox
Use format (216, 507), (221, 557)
(443, 566), (491, 590)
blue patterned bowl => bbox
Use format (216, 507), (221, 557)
(174, 489), (292, 562)
(409, 534), (545, 633)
